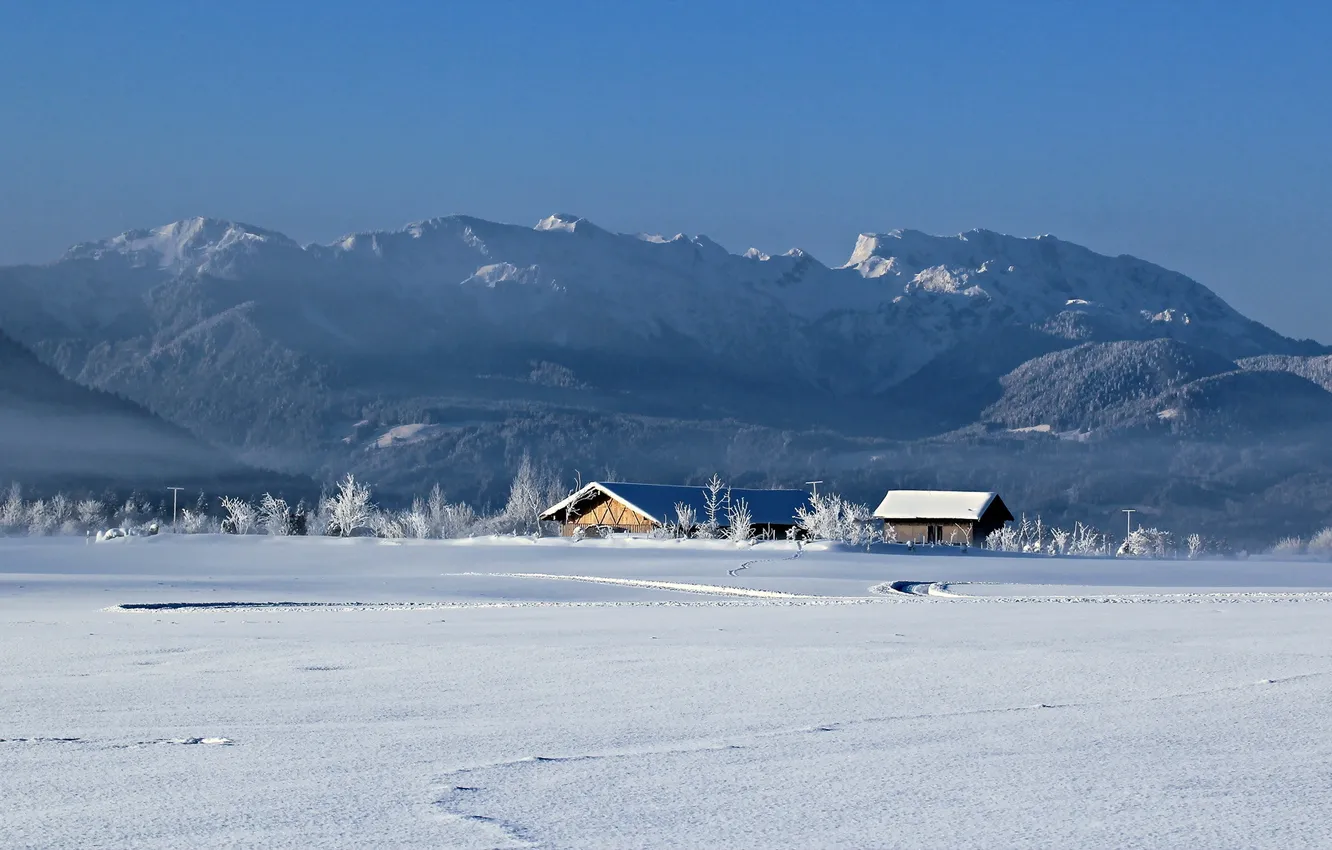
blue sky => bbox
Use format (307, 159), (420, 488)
(2, 0), (1329, 341)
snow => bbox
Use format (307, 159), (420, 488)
(534, 213), (584, 233)
(873, 489), (998, 521)
(63, 217), (300, 276)
(374, 423), (442, 448)
(5, 535), (1332, 848)
(1008, 423), (1054, 433)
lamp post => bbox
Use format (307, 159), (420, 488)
(168, 487), (185, 531)
(1122, 508), (1136, 541)
(805, 480), (824, 498)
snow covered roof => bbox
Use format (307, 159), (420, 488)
(541, 482), (811, 527)
(872, 490), (1009, 522)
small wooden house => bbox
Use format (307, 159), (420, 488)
(872, 490), (1013, 545)
(540, 482), (811, 538)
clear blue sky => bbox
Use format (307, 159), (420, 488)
(2, 0), (1329, 341)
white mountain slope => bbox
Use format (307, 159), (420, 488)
(0, 212), (1321, 460)
(26, 213), (1310, 371)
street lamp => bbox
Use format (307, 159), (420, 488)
(168, 487), (185, 531)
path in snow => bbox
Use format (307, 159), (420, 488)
(728, 545), (803, 577)
(872, 580), (1332, 604)
(450, 572), (814, 599)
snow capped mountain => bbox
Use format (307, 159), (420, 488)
(63, 216), (303, 278)
(34, 213), (1305, 374)
(0, 211), (1325, 478)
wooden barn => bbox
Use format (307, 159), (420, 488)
(540, 482), (811, 538)
(872, 490), (1013, 545)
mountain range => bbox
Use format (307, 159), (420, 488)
(2, 213), (1329, 545)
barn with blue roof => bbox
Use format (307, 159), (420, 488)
(540, 482), (811, 537)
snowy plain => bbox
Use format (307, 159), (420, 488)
(4, 535), (1332, 849)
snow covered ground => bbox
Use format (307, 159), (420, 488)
(4, 536), (1332, 849)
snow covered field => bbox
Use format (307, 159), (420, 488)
(4, 536), (1332, 849)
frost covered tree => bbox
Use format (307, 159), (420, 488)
(395, 498), (433, 539)
(1049, 527), (1071, 556)
(1069, 522), (1106, 556)
(438, 501), (479, 539)
(116, 498), (137, 527)
(179, 508), (214, 534)
(672, 501), (697, 538)
(985, 523), (1020, 552)
(1186, 533), (1205, 559)
(794, 491), (879, 546)
(326, 474), (374, 537)
(48, 494), (75, 534)
(1307, 527), (1332, 557)
(1, 484), (24, 533)
(1118, 527), (1171, 558)
(426, 484), (448, 537)
(26, 499), (55, 536)
(724, 498), (753, 544)
(220, 496), (258, 535)
(700, 474), (727, 537)
(794, 492), (842, 541)
(1272, 535), (1305, 555)
(502, 453), (545, 535)
(500, 454), (564, 536)
(76, 498), (105, 531)
(257, 493), (291, 536)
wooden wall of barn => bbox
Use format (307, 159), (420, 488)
(885, 521), (977, 545)
(561, 492), (658, 536)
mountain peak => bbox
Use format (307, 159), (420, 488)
(535, 213), (597, 234)
(63, 217), (299, 275)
